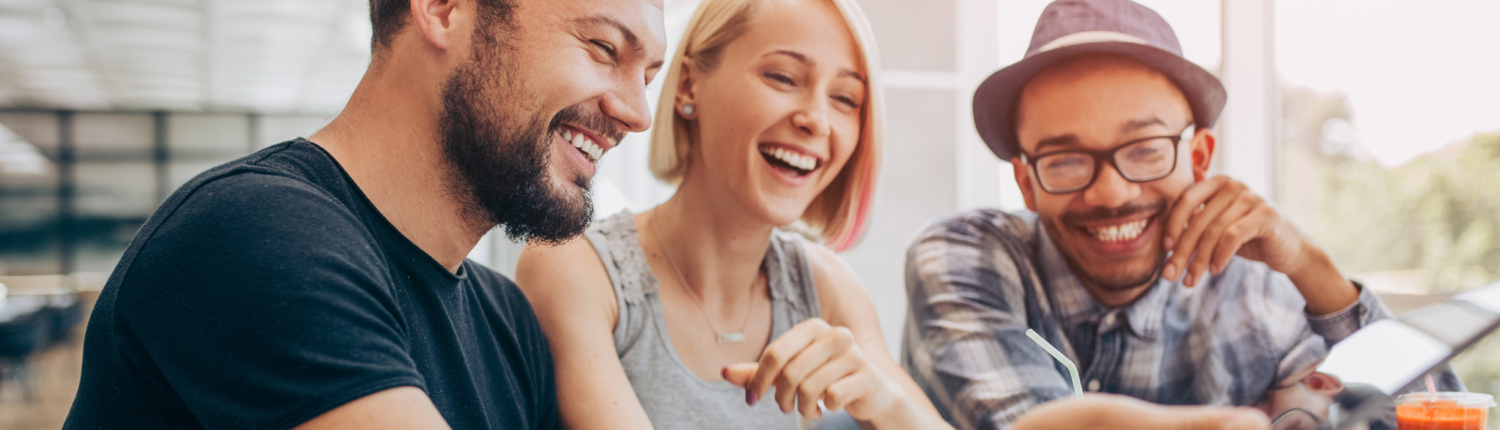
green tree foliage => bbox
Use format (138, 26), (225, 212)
(1280, 85), (1500, 426)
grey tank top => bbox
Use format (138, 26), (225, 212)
(583, 211), (822, 430)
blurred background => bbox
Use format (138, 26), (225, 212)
(1, 0), (1497, 428)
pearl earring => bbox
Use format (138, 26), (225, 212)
(682, 103), (696, 116)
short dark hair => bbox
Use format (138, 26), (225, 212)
(368, 0), (517, 52)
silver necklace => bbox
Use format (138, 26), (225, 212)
(651, 211), (758, 344)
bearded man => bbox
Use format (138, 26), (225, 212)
(64, 0), (665, 428)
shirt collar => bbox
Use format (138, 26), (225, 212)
(1032, 214), (1175, 341)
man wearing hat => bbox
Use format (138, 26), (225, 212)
(900, 0), (1459, 429)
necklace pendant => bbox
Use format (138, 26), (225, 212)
(717, 333), (745, 343)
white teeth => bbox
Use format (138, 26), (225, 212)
(586, 139), (601, 160)
(569, 131), (599, 162)
(1089, 219), (1149, 243)
(562, 129), (573, 141)
(760, 147), (817, 172)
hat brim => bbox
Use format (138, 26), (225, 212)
(973, 41), (1227, 162)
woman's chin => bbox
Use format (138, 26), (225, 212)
(742, 199), (811, 228)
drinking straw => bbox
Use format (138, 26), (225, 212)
(1425, 373), (1438, 398)
(1025, 329), (1083, 397)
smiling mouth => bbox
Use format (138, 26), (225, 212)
(562, 127), (604, 163)
(758, 144), (820, 177)
(1081, 218), (1152, 243)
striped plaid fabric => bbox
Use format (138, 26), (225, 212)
(900, 209), (1458, 430)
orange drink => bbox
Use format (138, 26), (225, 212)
(1396, 392), (1495, 430)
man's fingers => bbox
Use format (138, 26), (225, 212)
(1163, 176), (1226, 248)
(1165, 185), (1237, 283)
(1208, 219), (1257, 276)
(722, 362), (758, 387)
(747, 319), (828, 401)
(1182, 198), (1256, 286)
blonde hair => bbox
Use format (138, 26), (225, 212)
(648, 0), (885, 251)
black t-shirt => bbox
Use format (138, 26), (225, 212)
(64, 139), (558, 430)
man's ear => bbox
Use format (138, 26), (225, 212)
(1012, 156), (1038, 211)
(408, 0), (468, 53)
(1189, 128), (1217, 182)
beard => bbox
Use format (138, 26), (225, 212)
(438, 41), (592, 245)
(1045, 199), (1169, 292)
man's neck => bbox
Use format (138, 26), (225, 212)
(1075, 272), (1153, 309)
(309, 63), (488, 274)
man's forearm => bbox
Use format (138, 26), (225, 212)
(1285, 246), (1360, 316)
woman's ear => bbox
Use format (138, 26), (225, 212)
(674, 59), (699, 119)
(1190, 129), (1217, 182)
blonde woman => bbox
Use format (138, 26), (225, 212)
(514, 0), (951, 428)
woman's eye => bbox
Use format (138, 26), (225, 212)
(833, 95), (861, 109)
(764, 72), (795, 85)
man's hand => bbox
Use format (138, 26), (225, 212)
(1160, 176), (1357, 314)
(1012, 394), (1270, 430)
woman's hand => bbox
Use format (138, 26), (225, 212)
(722, 318), (906, 421)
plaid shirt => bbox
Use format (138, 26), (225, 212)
(901, 209), (1456, 430)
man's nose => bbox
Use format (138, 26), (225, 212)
(1082, 163), (1140, 208)
(601, 80), (653, 134)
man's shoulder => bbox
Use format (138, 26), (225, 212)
(158, 141), (361, 237)
(464, 262), (542, 322)
(913, 208), (1039, 248)
(115, 141), (382, 295)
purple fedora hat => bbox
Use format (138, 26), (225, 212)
(973, 0), (1226, 162)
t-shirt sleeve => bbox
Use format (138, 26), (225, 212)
(112, 173), (425, 430)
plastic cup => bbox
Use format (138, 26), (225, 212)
(1396, 392), (1496, 430)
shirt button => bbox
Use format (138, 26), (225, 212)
(1088, 379), (1101, 392)
(1101, 312), (1116, 327)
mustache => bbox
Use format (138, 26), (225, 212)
(1061, 200), (1168, 226)
(549, 104), (625, 144)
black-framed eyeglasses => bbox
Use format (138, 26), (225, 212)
(1019, 127), (1191, 194)
(1270, 408), (1331, 430)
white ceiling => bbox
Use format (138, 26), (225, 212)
(0, 0), (373, 113)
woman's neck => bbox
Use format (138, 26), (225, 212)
(648, 175), (777, 307)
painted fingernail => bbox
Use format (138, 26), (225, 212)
(747, 390), (758, 406)
(721, 367), (729, 380)
(781, 404), (791, 414)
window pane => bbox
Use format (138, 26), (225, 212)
(169, 113), (248, 157)
(0, 122), (61, 275)
(74, 162), (155, 273)
(256, 115), (330, 149)
(1276, 1), (1500, 425)
(74, 113), (154, 159)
